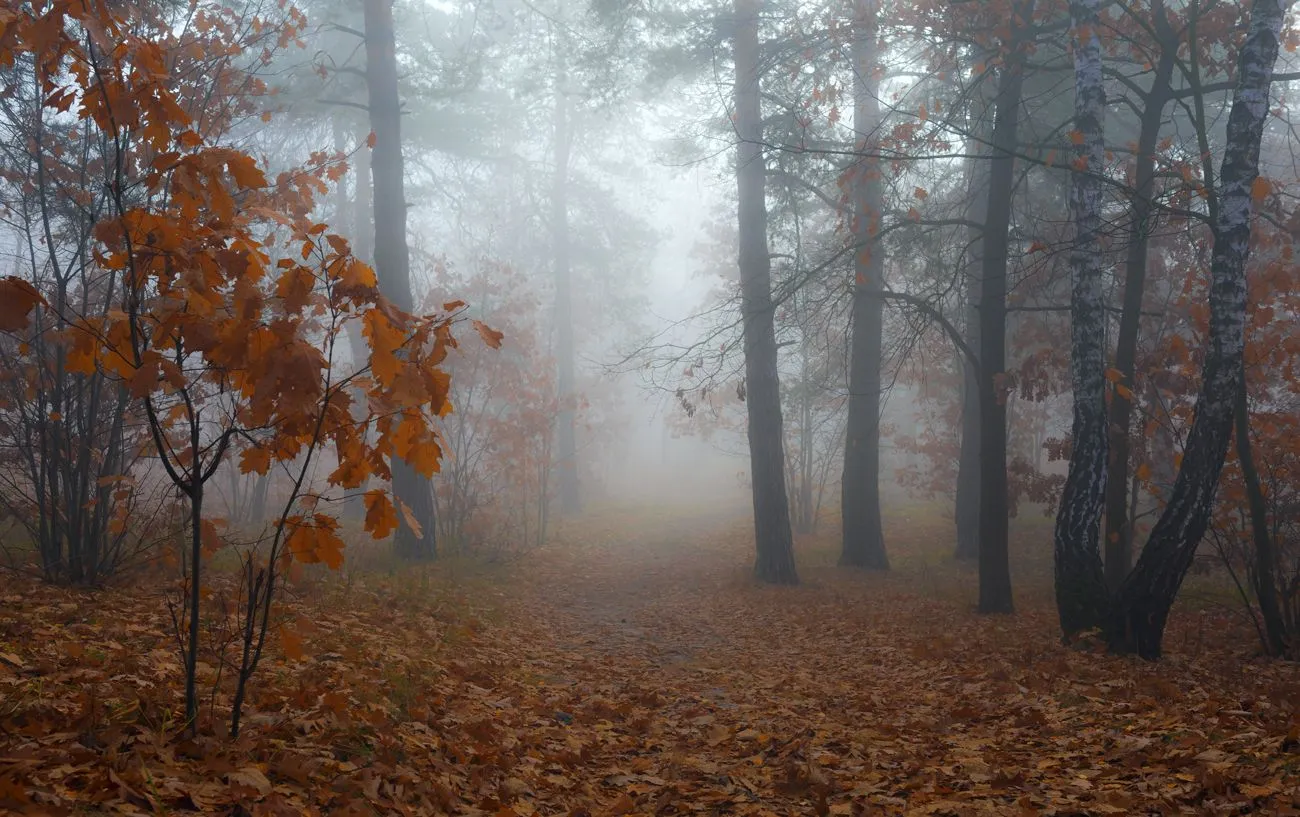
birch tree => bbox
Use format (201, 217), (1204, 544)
(1106, 0), (1290, 658)
(1053, 0), (1110, 638)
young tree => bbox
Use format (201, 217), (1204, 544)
(734, 0), (798, 584)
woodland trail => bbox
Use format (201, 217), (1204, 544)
(470, 506), (1300, 816)
(4, 505), (1300, 815)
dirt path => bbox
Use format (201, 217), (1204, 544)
(471, 506), (1300, 817)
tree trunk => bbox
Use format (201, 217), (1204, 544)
(798, 330), (814, 534)
(734, 0), (798, 585)
(1235, 383), (1288, 656)
(552, 44), (581, 516)
(334, 120), (366, 523)
(954, 75), (992, 563)
(976, 0), (1034, 614)
(840, 0), (888, 571)
(1106, 0), (1286, 658)
(1103, 3), (1175, 590)
(1053, 0), (1110, 639)
(364, 0), (437, 560)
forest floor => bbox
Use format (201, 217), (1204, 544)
(2, 501), (1300, 816)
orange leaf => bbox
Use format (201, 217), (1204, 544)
(363, 489), (397, 539)
(473, 319), (504, 349)
(279, 624), (305, 661)
(226, 153), (267, 189)
(396, 498), (424, 539)
(240, 446), (272, 476)
(363, 309), (403, 387)
(1251, 176), (1272, 202)
(0, 277), (44, 332)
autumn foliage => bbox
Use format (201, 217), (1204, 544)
(0, 0), (489, 736)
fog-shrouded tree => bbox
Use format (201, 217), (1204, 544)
(734, 0), (798, 584)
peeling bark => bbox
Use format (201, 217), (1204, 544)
(1053, 0), (1109, 638)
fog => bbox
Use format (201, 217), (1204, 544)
(8, 1), (1300, 811)
(4, 0), (1299, 651)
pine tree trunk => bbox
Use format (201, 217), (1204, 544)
(553, 46), (580, 516)
(734, 0), (798, 585)
(1103, 3), (1175, 590)
(976, 0), (1035, 614)
(1106, 0), (1286, 658)
(364, 0), (437, 560)
(840, 0), (888, 571)
(1053, 0), (1110, 638)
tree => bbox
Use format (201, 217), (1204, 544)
(734, 0), (798, 584)
(1053, 0), (1110, 638)
(1100, 0), (1178, 590)
(551, 31), (581, 516)
(1106, 0), (1288, 658)
(365, 0), (438, 560)
(976, 0), (1036, 615)
(840, 0), (888, 570)
(3, 0), (474, 738)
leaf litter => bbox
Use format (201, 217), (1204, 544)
(2, 510), (1299, 816)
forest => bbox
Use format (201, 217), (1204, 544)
(2, 0), (1300, 813)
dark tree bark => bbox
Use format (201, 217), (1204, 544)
(1106, 0), (1286, 658)
(975, 0), (1035, 614)
(840, 0), (888, 571)
(734, 0), (798, 585)
(552, 42), (580, 516)
(365, 0), (437, 560)
(1235, 384), (1288, 656)
(1053, 0), (1110, 638)
(1103, 1), (1176, 590)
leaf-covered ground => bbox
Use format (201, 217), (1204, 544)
(3, 504), (1300, 815)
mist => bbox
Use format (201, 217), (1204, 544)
(2, 0), (1300, 811)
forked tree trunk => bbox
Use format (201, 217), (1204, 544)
(1106, 0), (1286, 658)
(1053, 0), (1110, 638)
(840, 0), (888, 571)
(976, 0), (1035, 614)
(1103, 1), (1176, 590)
(734, 0), (798, 584)
(364, 0), (437, 560)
